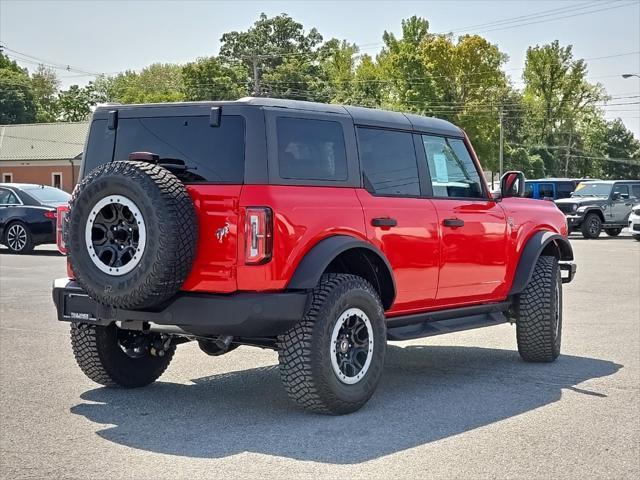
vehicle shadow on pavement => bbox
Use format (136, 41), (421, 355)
(71, 345), (621, 464)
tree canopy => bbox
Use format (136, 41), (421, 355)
(0, 14), (638, 178)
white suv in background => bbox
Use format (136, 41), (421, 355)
(629, 204), (640, 241)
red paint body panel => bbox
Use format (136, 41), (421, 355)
(182, 185), (241, 293)
(430, 199), (509, 304)
(236, 185), (367, 291)
(179, 182), (568, 316)
(356, 190), (440, 315)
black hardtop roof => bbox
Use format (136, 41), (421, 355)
(94, 97), (464, 137)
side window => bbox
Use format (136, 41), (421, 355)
(0, 189), (18, 205)
(631, 185), (640, 199)
(277, 117), (347, 181)
(556, 182), (574, 199)
(539, 183), (554, 199)
(357, 128), (420, 196)
(613, 184), (629, 199)
(422, 135), (483, 198)
(524, 182), (534, 198)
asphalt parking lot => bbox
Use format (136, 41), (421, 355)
(0, 234), (638, 479)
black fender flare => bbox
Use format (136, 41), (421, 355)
(509, 231), (573, 295)
(287, 235), (397, 309)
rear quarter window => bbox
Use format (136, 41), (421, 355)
(276, 117), (348, 181)
(112, 115), (245, 183)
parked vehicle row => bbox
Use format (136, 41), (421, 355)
(0, 183), (70, 253)
(555, 180), (640, 239)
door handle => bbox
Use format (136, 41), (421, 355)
(443, 218), (465, 228)
(371, 217), (397, 227)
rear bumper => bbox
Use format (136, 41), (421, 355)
(52, 278), (309, 336)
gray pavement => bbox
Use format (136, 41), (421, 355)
(0, 235), (638, 479)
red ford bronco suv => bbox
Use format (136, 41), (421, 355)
(53, 98), (576, 415)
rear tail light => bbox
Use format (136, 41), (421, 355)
(44, 210), (56, 219)
(244, 207), (273, 265)
(56, 204), (70, 255)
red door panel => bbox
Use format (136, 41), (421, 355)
(182, 185), (241, 293)
(431, 200), (508, 306)
(357, 190), (440, 315)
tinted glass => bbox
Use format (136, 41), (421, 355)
(114, 115), (245, 183)
(539, 183), (554, 199)
(83, 119), (113, 175)
(632, 185), (640, 198)
(524, 182), (534, 198)
(357, 128), (420, 196)
(613, 184), (630, 199)
(277, 117), (347, 181)
(0, 189), (18, 204)
(422, 135), (483, 198)
(22, 186), (70, 205)
(556, 182), (575, 199)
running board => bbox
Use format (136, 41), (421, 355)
(386, 301), (511, 341)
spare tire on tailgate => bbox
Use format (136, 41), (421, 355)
(67, 161), (197, 309)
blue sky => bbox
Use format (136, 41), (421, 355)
(1, 0), (639, 136)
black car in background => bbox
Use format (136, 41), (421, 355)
(0, 184), (71, 253)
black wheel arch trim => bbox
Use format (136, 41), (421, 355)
(287, 235), (397, 310)
(509, 230), (574, 295)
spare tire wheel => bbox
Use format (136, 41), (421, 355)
(67, 161), (197, 309)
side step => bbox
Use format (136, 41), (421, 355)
(386, 301), (511, 341)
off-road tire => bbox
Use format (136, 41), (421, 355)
(580, 213), (602, 239)
(516, 255), (562, 362)
(277, 274), (386, 415)
(67, 161), (197, 309)
(4, 221), (34, 254)
(70, 323), (175, 387)
(604, 227), (622, 237)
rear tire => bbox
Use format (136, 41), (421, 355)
(604, 228), (622, 237)
(4, 221), (34, 253)
(70, 323), (175, 387)
(277, 274), (386, 415)
(516, 255), (562, 362)
(580, 213), (602, 239)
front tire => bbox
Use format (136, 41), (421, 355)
(580, 213), (602, 239)
(604, 227), (622, 237)
(4, 221), (34, 253)
(70, 323), (175, 387)
(278, 274), (386, 415)
(516, 255), (562, 362)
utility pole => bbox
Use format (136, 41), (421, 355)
(499, 109), (504, 179)
(564, 132), (572, 177)
(248, 55), (261, 96)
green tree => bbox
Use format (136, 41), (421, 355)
(0, 51), (37, 124)
(599, 119), (640, 179)
(95, 63), (185, 104)
(31, 64), (60, 122)
(182, 56), (247, 101)
(377, 16), (437, 112)
(351, 54), (383, 107)
(57, 83), (102, 122)
(219, 13), (323, 95)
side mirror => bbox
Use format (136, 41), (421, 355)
(612, 192), (621, 201)
(499, 171), (526, 198)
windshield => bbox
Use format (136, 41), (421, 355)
(571, 182), (612, 197)
(23, 186), (71, 205)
